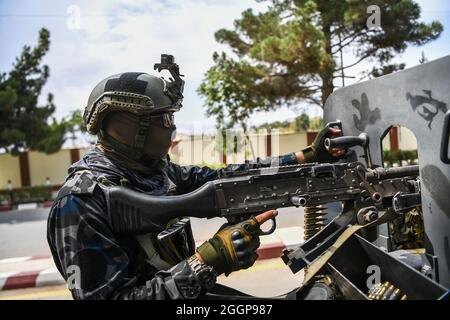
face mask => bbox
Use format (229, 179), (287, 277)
(101, 111), (176, 168)
(142, 115), (177, 159)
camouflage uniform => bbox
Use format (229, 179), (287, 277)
(47, 147), (299, 300)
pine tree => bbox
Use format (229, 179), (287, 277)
(198, 0), (443, 129)
(0, 28), (77, 154)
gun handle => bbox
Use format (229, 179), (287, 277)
(326, 120), (343, 131)
(324, 133), (369, 151)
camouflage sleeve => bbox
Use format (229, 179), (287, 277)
(47, 186), (206, 300)
(168, 152), (299, 193)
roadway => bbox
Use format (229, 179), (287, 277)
(0, 206), (307, 299)
(0, 207), (306, 259)
(0, 257), (304, 300)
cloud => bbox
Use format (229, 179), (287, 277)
(2, 0), (448, 133)
(33, 0), (269, 131)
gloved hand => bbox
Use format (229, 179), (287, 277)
(196, 210), (278, 276)
(302, 122), (347, 163)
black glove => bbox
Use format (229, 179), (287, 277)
(302, 121), (346, 163)
(196, 217), (262, 276)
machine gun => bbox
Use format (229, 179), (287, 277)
(104, 131), (450, 299)
(106, 133), (420, 236)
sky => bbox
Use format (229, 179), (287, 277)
(1, 0), (449, 136)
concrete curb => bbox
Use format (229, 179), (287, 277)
(0, 268), (65, 291)
(0, 256), (65, 291)
(0, 205), (12, 212)
(0, 226), (304, 291)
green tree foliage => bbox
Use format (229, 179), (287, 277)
(0, 28), (79, 154)
(309, 116), (324, 130)
(383, 149), (418, 167)
(252, 113), (314, 132)
(253, 119), (292, 131)
(198, 0), (443, 129)
(294, 113), (310, 131)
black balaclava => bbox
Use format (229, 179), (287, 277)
(99, 111), (176, 174)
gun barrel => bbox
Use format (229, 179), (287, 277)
(368, 165), (419, 180)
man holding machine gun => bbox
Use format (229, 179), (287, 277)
(47, 55), (347, 300)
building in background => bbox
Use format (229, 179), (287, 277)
(0, 127), (416, 191)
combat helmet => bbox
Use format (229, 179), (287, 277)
(83, 54), (184, 162)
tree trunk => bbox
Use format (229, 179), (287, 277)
(320, 22), (334, 108)
(241, 122), (256, 160)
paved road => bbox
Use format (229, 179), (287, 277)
(0, 257), (304, 300)
(0, 207), (306, 259)
(0, 203), (344, 300)
(0, 209), (51, 259)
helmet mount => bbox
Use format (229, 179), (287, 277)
(154, 54), (185, 107)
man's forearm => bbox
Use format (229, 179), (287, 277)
(295, 151), (306, 164)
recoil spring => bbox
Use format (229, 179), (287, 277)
(304, 205), (328, 240)
(367, 281), (407, 300)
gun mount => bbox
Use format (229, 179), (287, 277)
(106, 55), (450, 300)
(319, 54), (450, 299)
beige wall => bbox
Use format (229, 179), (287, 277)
(0, 153), (21, 189)
(2, 129), (377, 189)
(382, 126), (418, 151)
(171, 131), (310, 166)
(398, 126), (418, 150)
(173, 127), (418, 167)
(273, 132), (308, 155)
(170, 135), (221, 165)
(28, 150), (72, 186)
(0, 148), (92, 189)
